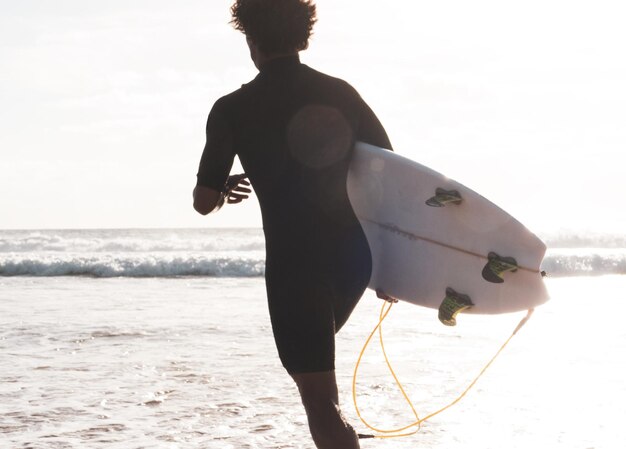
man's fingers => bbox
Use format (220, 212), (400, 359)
(229, 191), (249, 199)
(230, 174), (249, 183)
(225, 179), (251, 192)
(227, 192), (250, 203)
(230, 180), (250, 188)
(225, 174), (250, 190)
(224, 174), (251, 204)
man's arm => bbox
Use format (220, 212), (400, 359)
(194, 99), (240, 215)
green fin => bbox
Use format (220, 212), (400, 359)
(426, 188), (463, 207)
(438, 288), (474, 326)
(482, 252), (519, 283)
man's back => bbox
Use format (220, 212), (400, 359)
(198, 55), (391, 263)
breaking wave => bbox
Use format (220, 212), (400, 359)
(0, 251), (624, 278)
(0, 228), (624, 277)
(541, 250), (626, 277)
(0, 254), (265, 278)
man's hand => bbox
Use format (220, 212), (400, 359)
(193, 174), (251, 216)
(224, 174), (251, 204)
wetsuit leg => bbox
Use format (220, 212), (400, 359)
(266, 274), (336, 374)
(330, 229), (372, 333)
(265, 230), (371, 374)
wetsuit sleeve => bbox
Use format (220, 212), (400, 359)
(196, 99), (235, 191)
(357, 99), (394, 151)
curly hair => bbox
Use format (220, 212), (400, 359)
(230, 0), (317, 55)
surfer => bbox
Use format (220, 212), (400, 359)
(193, 1), (392, 447)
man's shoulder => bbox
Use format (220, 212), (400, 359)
(210, 78), (258, 116)
(301, 64), (359, 95)
(216, 81), (254, 105)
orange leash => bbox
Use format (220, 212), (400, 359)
(352, 302), (534, 439)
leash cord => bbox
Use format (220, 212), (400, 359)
(352, 302), (534, 439)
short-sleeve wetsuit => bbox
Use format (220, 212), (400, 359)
(197, 55), (392, 374)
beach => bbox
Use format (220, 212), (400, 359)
(1, 228), (625, 448)
(3, 1), (625, 447)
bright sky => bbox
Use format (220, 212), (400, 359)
(1, 0), (625, 232)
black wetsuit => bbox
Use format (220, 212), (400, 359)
(197, 55), (392, 374)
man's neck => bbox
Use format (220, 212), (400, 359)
(256, 51), (299, 69)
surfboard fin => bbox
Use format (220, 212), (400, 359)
(439, 288), (474, 326)
(426, 188), (463, 207)
(482, 252), (519, 283)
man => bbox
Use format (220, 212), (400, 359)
(193, 1), (392, 447)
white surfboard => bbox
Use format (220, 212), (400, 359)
(347, 142), (549, 325)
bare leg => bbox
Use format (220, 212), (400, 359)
(291, 370), (360, 449)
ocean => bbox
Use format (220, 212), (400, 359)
(1, 228), (625, 448)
